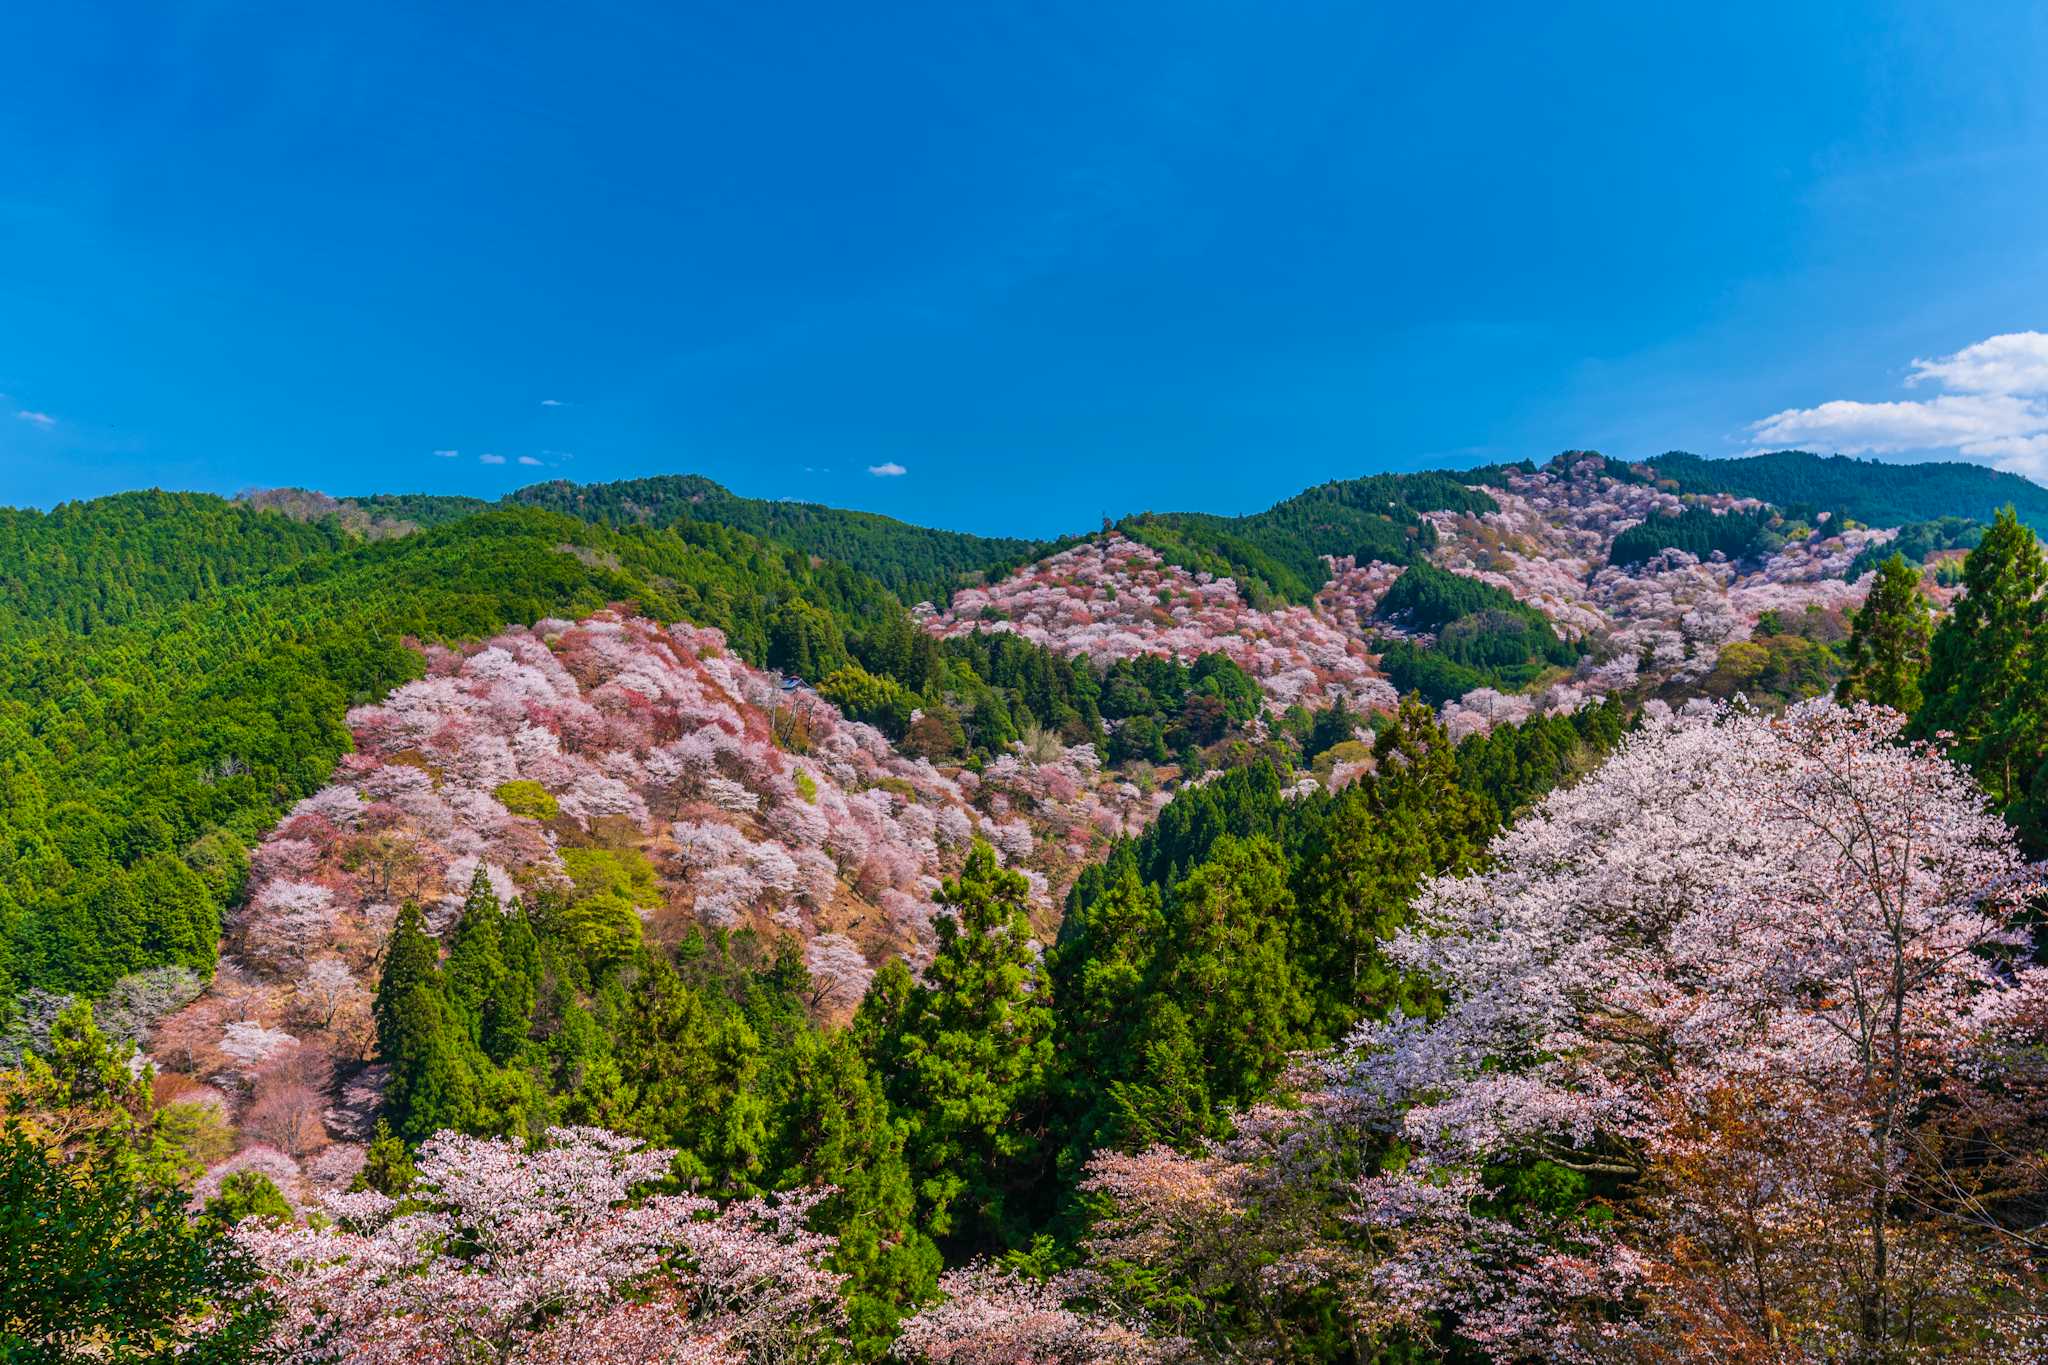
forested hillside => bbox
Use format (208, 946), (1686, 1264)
(503, 474), (1041, 609)
(0, 491), (348, 634)
(6, 458), (2048, 1363)
(0, 501), (1124, 1009)
(1644, 448), (2048, 529)
(1114, 470), (1497, 605)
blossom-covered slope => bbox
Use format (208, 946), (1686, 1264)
(923, 452), (1950, 736)
(919, 535), (1402, 713)
(1427, 453), (1897, 680)
(148, 611), (1164, 1204)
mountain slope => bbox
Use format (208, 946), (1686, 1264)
(0, 490), (350, 635)
(503, 474), (1039, 608)
(1642, 450), (2048, 529)
(1113, 470), (1498, 605)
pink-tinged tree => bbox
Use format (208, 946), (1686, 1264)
(239, 880), (341, 977)
(803, 934), (874, 1014)
(1340, 699), (2048, 1358)
(891, 1263), (1187, 1364)
(1043, 702), (2048, 1363)
(239, 1125), (846, 1364)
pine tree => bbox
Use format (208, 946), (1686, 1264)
(873, 840), (1053, 1248)
(374, 900), (438, 1062)
(1914, 506), (2046, 804)
(443, 868), (507, 1053)
(764, 1028), (939, 1355)
(1838, 552), (1933, 713)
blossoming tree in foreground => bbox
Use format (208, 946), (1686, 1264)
(239, 1125), (846, 1364)
(967, 701), (2047, 1361)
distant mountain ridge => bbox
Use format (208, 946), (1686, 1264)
(1638, 450), (2048, 530)
(211, 447), (2048, 616)
(497, 474), (1039, 609)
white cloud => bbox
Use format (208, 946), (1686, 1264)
(867, 461), (907, 477)
(517, 455), (543, 466)
(15, 409), (54, 428)
(479, 453), (507, 465)
(1906, 331), (2048, 397)
(433, 449), (460, 458)
(1749, 330), (2048, 481)
(539, 398), (564, 407)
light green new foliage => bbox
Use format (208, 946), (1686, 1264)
(493, 779), (560, 821)
(558, 847), (660, 964)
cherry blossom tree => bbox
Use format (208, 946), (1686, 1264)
(802, 934), (874, 1014)
(1328, 699), (2048, 1358)
(892, 1263), (1187, 1364)
(1034, 701), (2048, 1363)
(240, 1126), (846, 1364)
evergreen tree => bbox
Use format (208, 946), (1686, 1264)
(1103, 1000), (1213, 1152)
(485, 903), (542, 1066)
(374, 900), (438, 1062)
(1045, 866), (1167, 1170)
(1155, 835), (1313, 1113)
(1837, 552), (1933, 713)
(355, 1118), (417, 1195)
(870, 841), (1053, 1249)
(1293, 699), (1486, 1031)
(764, 1028), (940, 1356)
(0, 1128), (275, 1363)
(443, 868), (508, 1053)
(600, 955), (768, 1197)
(381, 982), (476, 1143)
(201, 1170), (293, 1227)
(1914, 506), (2046, 805)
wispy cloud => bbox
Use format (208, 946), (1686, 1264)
(539, 398), (565, 407)
(517, 455), (543, 466)
(479, 453), (507, 465)
(1750, 331), (2048, 479)
(867, 461), (907, 477)
(433, 449), (460, 458)
(15, 409), (55, 428)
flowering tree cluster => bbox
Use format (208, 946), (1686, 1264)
(918, 454), (1936, 747)
(943, 701), (2048, 1361)
(1428, 454), (1912, 710)
(1346, 698), (2048, 1357)
(919, 536), (1400, 715)
(891, 1263), (1186, 1364)
(239, 1125), (846, 1363)
(150, 610), (1169, 1206)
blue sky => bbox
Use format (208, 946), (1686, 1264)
(3, 2), (2046, 537)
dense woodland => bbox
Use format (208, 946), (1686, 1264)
(1113, 471), (1498, 606)
(5, 461), (2047, 1363)
(1643, 448), (2048, 531)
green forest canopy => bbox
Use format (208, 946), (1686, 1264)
(1641, 450), (2048, 532)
